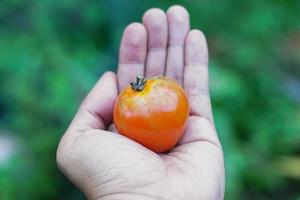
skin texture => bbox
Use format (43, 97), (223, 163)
(114, 77), (190, 153)
(57, 5), (225, 200)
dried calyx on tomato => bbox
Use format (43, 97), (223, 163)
(130, 75), (147, 91)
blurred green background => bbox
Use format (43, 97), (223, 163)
(0, 0), (300, 199)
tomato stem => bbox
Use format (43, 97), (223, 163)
(130, 75), (147, 91)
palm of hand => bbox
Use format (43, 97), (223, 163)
(57, 6), (224, 200)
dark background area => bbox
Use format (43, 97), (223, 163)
(0, 0), (300, 199)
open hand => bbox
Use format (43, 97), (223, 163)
(57, 5), (225, 200)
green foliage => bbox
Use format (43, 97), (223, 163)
(0, 0), (300, 199)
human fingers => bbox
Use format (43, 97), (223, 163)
(184, 30), (214, 123)
(117, 23), (147, 91)
(142, 8), (168, 77)
(165, 5), (190, 85)
(68, 71), (118, 133)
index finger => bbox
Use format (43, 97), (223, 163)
(117, 23), (147, 91)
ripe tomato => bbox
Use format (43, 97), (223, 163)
(113, 75), (189, 153)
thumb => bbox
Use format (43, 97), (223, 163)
(68, 71), (118, 132)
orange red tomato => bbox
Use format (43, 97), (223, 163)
(113, 75), (189, 153)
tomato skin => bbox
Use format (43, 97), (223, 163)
(113, 76), (189, 153)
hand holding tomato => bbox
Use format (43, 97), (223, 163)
(57, 5), (224, 200)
